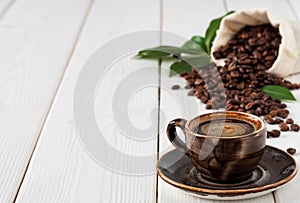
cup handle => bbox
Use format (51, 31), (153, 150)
(166, 118), (188, 153)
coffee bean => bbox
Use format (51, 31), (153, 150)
(171, 84), (180, 90)
(256, 107), (263, 116)
(275, 118), (283, 124)
(225, 103), (234, 111)
(221, 44), (229, 52)
(264, 115), (272, 120)
(230, 71), (240, 78)
(265, 55), (275, 61)
(267, 131), (272, 138)
(242, 59), (252, 64)
(286, 118), (294, 124)
(262, 50), (268, 57)
(270, 110), (279, 117)
(279, 122), (289, 131)
(228, 65), (237, 71)
(287, 147), (296, 155)
(256, 64), (265, 71)
(258, 38), (266, 45)
(278, 109), (289, 119)
(240, 33), (249, 39)
(291, 124), (300, 132)
(266, 118), (275, 125)
(194, 78), (203, 85)
(200, 96), (208, 103)
(279, 103), (287, 108)
(245, 101), (255, 110)
(206, 104), (212, 109)
(271, 129), (281, 137)
(253, 51), (262, 60)
(187, 90), (194, 96)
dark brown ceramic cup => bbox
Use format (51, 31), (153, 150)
(167, 111), (266, 183)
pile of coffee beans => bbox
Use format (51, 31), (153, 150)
(213, 24), (281, 68)
(177, 24), (300, 135)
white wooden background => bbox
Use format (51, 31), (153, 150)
(0, 0), (298, 202)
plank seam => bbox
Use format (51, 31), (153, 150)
(12, 0), (95, 201)
(0, 0), (16, 21)
(155, 0), (164, 203)
(223, 0), (228, 12)
(155, 59), (162, 203)
(272, 192), (277, 203)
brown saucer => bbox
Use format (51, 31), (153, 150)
(157, 145), (298, 200)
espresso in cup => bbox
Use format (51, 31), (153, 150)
(195, 119), (255, 137)
(167, 111), (266, 183)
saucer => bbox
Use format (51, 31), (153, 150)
(157, 145), (298, 200)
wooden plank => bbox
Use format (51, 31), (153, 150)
(0, 0), (91, 202)
(16, 0), (160, 202)
(226, 0), (296, 21)
(161, 0), (226, 46)
(226, 1), (300, 203)
(266, 74), (300, 203)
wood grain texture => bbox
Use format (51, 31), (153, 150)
(10, 0), (300, 203)
(226, 0), (296, 21)
(16, 0), (160, 202)
(0, 0), (91, 202)
(159, 0), (272, 202)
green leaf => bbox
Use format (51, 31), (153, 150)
(170, 61), (192, 77)
(169, 56), (211, 77)
(204, 10), (235, 54)
(261, 85), (296, 101)
(137, 45), (207, 59)
(136, 50), (170, 59)
(182, 36), (207, 52)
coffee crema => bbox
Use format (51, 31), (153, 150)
(195, 119), (255, 137)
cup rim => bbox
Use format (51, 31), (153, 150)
(185, 111), (266, 139)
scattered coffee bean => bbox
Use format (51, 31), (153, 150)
(286, 118), (294, 124)
(291, 124), (300, 132)
(187, 90), (194, 96)
(270, 110), (279, 117)
(185, 85), (192, 89)
(264, 115), (272, 120)
(279, 122), (289, 131)
(271, 129), (281, 138)
(206, 103), (212, 109)
(267, 131), (272, 138)
(287, 147), (296, 155)
(171, 84), (180, 90)
(266, 118), (275, 125)
(278, 109), (289, 119)
(274, 118), (283, 124)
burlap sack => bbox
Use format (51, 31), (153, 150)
(211, 9), (300, 77)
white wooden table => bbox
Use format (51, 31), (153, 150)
(0, 0), (299, 202)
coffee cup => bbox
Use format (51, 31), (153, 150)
(167, 111), (266, 183)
